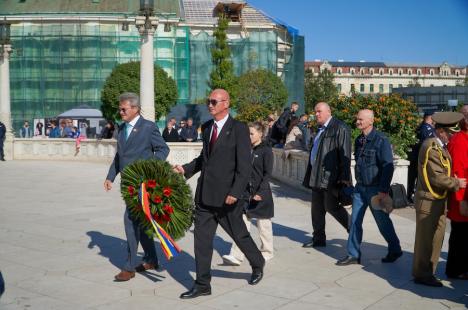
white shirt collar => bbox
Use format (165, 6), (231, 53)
(213, 113), (229, 132)
(127, 115), (140, 127)
(323, 116), (332, 128)
(436, 137), (445, 148)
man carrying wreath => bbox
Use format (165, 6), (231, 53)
(174, 89), (265, 299)
(104, 92), (169, 282)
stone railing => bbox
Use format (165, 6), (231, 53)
(271, 148), (409, 191)
(10, 138), (203, 165)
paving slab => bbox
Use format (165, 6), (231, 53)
(0, 160), (467, 310)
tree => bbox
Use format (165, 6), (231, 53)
(304, 69), (338, 113)
(464, 76), (468, 86)
(209, 15), (238, 106)
(235, 68), (288, 121)
(101, 62), (178, 121)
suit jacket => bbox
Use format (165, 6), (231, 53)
(0, 122), (5, 140)
(106, 116), (169, 182)
(183, 115), (252, 207)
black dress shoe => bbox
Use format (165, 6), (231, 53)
(381, 251), (403, 263)
(414, 276), (443, 287)
(302, 240), (326, 248)
(248, 270), (263, 285)
(135, 262), (159, 272)
(180, 286), (211, 299)
(336, 256), (360, 266)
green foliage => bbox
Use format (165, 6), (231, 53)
(304, 69), (339, 113)
(464, 76), (468, 86)
(120, 159), (194, 240)
(101, 61), (178, 121)
(330, 93), (419, 158)
(236, 104), (270, 123)
(209, 15), (239, 106)
(236, 68), (288, 114)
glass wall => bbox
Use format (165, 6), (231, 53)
(9, 22), (189, 132)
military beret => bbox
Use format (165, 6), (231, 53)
(432, 112), (464, 131)
(423, 110), (435, 117)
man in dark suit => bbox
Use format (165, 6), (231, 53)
(104, 92), (169, 282)
(0, 121), (6, 161)
(174, 88), (265, 299)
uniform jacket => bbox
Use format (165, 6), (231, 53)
(447, 131), (468, 222)
(183, 116), (252, 207)
(106, 116), (169, 182)
(245, 142), (274, 219)
(416, 137), (459, 201)
(302, 117), (352, 190)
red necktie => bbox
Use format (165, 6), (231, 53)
(209, 123), (218, 153)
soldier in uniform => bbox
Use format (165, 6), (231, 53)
(407, 111), (436, 203)
(412, 112), (467, 287)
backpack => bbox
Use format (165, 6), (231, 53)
(390, 183), (409, 209)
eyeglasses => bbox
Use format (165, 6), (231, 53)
(206, 98), (227, 106)
(119, 106), (135, 113)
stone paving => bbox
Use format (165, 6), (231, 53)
(0, 160), (466, 310)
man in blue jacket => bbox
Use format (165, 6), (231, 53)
(104, 92), (169, 281)
(336, 109), (402, 265)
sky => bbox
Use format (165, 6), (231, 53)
(247, 0), (468, 65)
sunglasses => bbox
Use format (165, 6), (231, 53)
(119, 107), (135, 113)
(206, 98), (227, 106)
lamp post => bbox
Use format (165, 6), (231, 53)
(136, 0), (158, 122)
(0, 19), (13, 159)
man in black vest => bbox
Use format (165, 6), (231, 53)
(174, 89), (265, 299)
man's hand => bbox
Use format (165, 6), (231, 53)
(252, 194), (262, 201)
(173, 165), (185, 175)
(457, 178), (467, 189)
(104, 180), (113, 192)
(378, 192), (388, 201)
(225, 195), (238, 205)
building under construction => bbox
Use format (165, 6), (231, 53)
(0, 0), (304, 129)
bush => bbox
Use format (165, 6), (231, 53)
(101, 61), (178, 121)
(330, 93), (419, 158)
(236, 104), (270, 123)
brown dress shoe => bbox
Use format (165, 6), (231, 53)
(114, 270), (135, 282)
(135, 262), (158, 272)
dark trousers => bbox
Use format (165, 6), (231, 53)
(407, 159), (418, 200)
(194, 203), (265, 288)
(123, 208), (158, 272)
(446, 221), (468, 278)
(311, 188), (349, 243)
(0, 138), (4, 159)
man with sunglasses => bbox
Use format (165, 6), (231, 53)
(174, 89), (265, 299)
(104, 92), (169, 282)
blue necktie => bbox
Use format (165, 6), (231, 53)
(125, 123), (132, 140)
(310, 126), (325, 166)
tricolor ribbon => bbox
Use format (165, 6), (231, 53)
(139, 183), (181, 260)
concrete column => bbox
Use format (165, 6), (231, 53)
(0, 44), (14, 160)
(139, 29), (156, 122)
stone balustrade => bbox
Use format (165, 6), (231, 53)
(10, 139), (408, 191)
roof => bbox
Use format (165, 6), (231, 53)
(57, 106), (103, 119)
(329, 61), (386, 67)
(0, 0), (180, 17)
(181, 0), (273, 25)
(306, 60), (467, 69)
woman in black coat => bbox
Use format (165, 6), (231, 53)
(222, 121), (275, 265)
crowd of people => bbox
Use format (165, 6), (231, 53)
(102, 89), (468, 300)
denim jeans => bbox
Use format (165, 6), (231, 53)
(347, 185), (401, 258)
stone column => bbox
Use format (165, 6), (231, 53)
(139, 29), (156, 122)
(0, 44), (13, 160)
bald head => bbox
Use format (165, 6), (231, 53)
(208, 88), (230, 121)
(314, 102), (332, 125)
(211, 89), (230, 103)
(356, 109), (375, 135)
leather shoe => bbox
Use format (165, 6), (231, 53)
(336, 256), (360, 266)
(179, 286), (211, 299)
(114, 270), (135, 282)
(414, 276), (443, 287)
(381, 251), (403, 263)
(135, 262), (158, 272)
(248, 270), (263, 285)
(302, 240), (326, 248)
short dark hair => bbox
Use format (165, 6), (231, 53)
(248, 121), (265, 134)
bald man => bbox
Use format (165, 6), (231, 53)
(336, 109), (402, 265)
(302, 102), (352, 248)
(174, 89), (265, 299)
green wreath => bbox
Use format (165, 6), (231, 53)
(120, 159), (193, 240)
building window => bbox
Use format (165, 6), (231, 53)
(337, 68), (342, 75)
(370, 69), (374, 75)
(379, 69), (384, 75)
(456, 70), (459, 76)
(370, 84), (374, 93)
(389, 84), (393, 92)
(337, 83), (342, 92)
(360, 84), (365, 92)
(350, 69), (355, 75)
(389, 69), (393, 75)
(360, 69), (365, 75)
(408, 69), (412, 76)
(398, 84), (403, 88)
(430, 69), (434, 76)
(430, 84), (434, 87)
(417, 69), (421, 75)
(398, 69), (403, 76)
(351, 84), (355, 92)
(379, 84), (384, 93)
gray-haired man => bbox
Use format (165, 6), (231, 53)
(104, 92), (169, 282)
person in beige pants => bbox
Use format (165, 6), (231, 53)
(223, 122), (275, 265)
